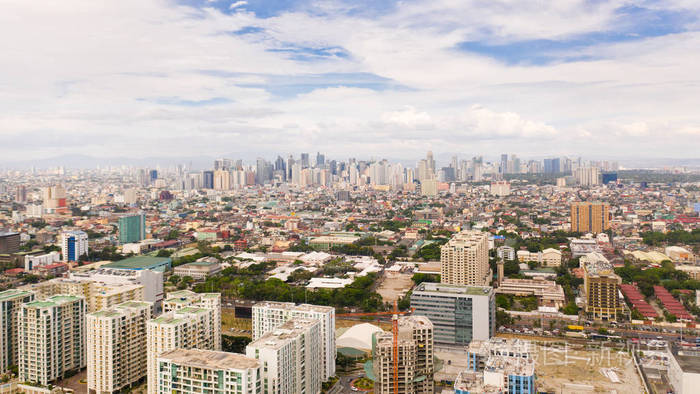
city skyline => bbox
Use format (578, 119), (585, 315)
(2, 1), (700, 161)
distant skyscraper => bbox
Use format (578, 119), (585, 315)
(149, 170), (158, 183)
(214, 158), (232, 171)
(574, 167), (600, 186)
(570, 202), (610, 234)
(15, 185), (27, 203)
(119, 213), (146, 244)
(300, 153), (310, 168)
(202, 170), (214, 189)
(500, 154), (508, 174)
(316, 152), (325, 166)
(543, 158), (561, 173)
(61, 230), (88, 262)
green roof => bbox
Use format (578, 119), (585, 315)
(0, 289), (33, 302)
(152, 315), (186, 325)
(104, 256), (171, 270)
(179, 306), (207, 314)
(91, 310), (121, 318)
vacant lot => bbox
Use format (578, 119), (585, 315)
(222, 309), (252, 337)
(375, 272), (414, 303)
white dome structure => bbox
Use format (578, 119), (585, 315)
(336, 323), (383, 351)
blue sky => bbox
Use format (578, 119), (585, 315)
(1, 0), (699, 161)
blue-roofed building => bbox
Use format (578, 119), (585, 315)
(103, 255), (171, 272)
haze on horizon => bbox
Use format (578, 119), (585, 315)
(1, 0), (699, 162)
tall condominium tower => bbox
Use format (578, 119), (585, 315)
(146, 307), (218, 394)
(252, 302), (336, 380)
(441, 230), (491, 286)
(0, 290), (35, 373)
(156, 349), (261, 394)
(87, 301), (152, 394)
(570, 202), (610, 234)
(246, 319), (322, 394)
(18, 295), (87, 385)
(163, 290), (221, 350)
(118, 213), (146, 244)
(61, 230), (88, 262)
(372, 316), (434, 394)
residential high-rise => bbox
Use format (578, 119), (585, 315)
(163, 290), (221, 350)
(69, 268), (164, 314)
(570, 202), (610, 234)
(459, 338), (536, 394)
(574, 167), (601, 186)
(246, 318), (322, 394)
(252, 302), (336, 380)
(61, 230), (89, 262)
(156, 349), (261, 394)
(372, 316), (434, 394)
(0, 289), (35, 373)
(0, 231), (20, 254)
(213, 169), (231, 190)
(582, 253), (622, 321)
(441, 230), (491, 286)
(87, 301), (152, 394)
(21, 277), (144, 313)
(146, 307), (218, 394)
(202, 170), (214, 189)
(411, 282), (495, 345)
(18, 295), (87, 386)
(118, 213), (146, 244)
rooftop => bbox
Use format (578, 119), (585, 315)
(248, 318), (318, 350)
(0, 289), (33, 301)
(253, 301), (334, 313)
(159, 348), (259, 370)
(103, 255), (170, 270)
(414, 282), (493, 296)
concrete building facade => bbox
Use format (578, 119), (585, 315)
(0, 289), (35, 373)
(411, 282), (494, 345)
(252, 302), (336, 380)
(87, 301), (152, 394)
(18, 295), (87, 385)
(440, 230), (491, 286)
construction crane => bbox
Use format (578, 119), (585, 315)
(337, 301), (413, 394)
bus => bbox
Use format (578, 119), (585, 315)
(567, 325), (584, 331)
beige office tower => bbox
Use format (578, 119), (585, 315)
(372, 316), (434, 394)
(0, 289), (35, 373)
(252, 302), (336, 380)
(146, 307), (217, 394)
(441, 230), (491, 286)
(18, 295), (87, 386)
(246, 319), (322, 394)
(156, 349), (261, 394)
(163, 290), (221, 350)
(583, 255), (623, 321)
(570, 201), (610, 234)
(21, 278), (144, 313)
(87, 301), (152, 394)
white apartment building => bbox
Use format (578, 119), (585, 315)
(246, 319), (322, 394)
(70, 268), (163, 313)
(61, 230), (89, 262)
(156, 349), (261, 394)
(87, 301), (152, 394)
(24, 251), (61, 271)
(441, 230), (491, 286)
(18, 295), (87, 386)
(163, 290), (221, 350)
(146, 307), (218, 394)
(252, 302), (336, 380)
(21, 278), (144, 313)
(0, 289), (35, 373)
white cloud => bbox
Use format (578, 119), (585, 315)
(229, 1), (247, 10)
(0, 0), (698, 162)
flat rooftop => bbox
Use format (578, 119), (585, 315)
(254, 301), (334, 313)
(0, 289), (33, 301)
(103, 256), (170, 270)
(248, 319), (318, 350)
(413, 282), (492, 296)
(159, 348), (259, 370)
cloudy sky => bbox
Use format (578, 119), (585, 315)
(1, 0), (699, 163)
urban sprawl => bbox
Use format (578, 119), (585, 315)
(0, 152), (699, 394)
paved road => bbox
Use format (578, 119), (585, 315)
(335, 374), (362, 394)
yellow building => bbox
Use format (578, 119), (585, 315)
(571, 202), (610, 234)
(582, 254), (622, 321)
